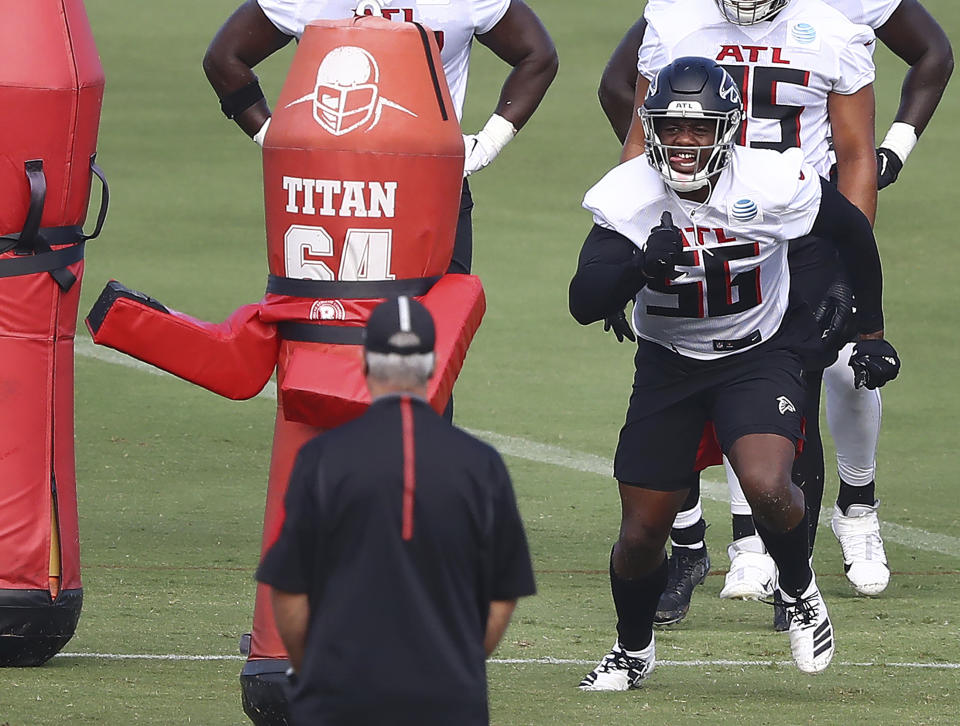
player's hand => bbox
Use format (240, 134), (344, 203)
(641, 211), (684, 281)
(463, 132), (497, 176)
(253, 117), (271, 148)
(849, 338), (900, 389)
(463, 115), (517, 177)
(813, 278), (855, 351)
(876, 147), (903, 190)
(603, 308), (635, 343)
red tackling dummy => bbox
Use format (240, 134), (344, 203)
(0, 0), (106, 666)
(85, 17), (482, 722)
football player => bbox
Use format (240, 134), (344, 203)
(203, 0), (558, 276)
(570, 56), (898, 688)
(597, 0), (952, 623)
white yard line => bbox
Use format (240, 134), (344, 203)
(55, 652), (960, 669)
(74, 338), (960, 558)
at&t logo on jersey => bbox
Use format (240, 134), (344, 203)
(787, 22), (821, 52)
(285, 45), (417, 135)
(728, 198), (762, 225)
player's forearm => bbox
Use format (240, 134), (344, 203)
(484, 600), (517, 656)
(890, 49), (954, 136)
(598, 18), (646, 144)
(619, 75), (650, 162)
(478, 0), (558, 131)
(877, 0), (954, 136)
(203, 1), (291, 138)
(835, 158), (877, 228)
(492, 52), (559, 131)
(270, 589), (309, 672)
(811, 180), (884, 334)
(569, 226), (643, 325)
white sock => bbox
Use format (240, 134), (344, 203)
(824, 343), (882, 486)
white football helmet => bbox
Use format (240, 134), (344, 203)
(313, 46), (381, 136)
(715, 0), (791, 25)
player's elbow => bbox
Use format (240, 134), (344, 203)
(568, 278), (602, 326)
(529, 43), (559, 87)
(201, 44), (227, 86)
(939, 41), (955, 84)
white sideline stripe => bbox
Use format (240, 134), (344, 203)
(75, 338), (960, 558)
(55, 653), (960, 669)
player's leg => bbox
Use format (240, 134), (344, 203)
(823, 343), (889, 595)
(655, 482), (711, 625)
(579, 482), (690, 691)
(442, 180), (474, 422)
(719, 457), (777, 601)
(581, 348), (706, 690)
(728, 433), (833, 674)
(793, 369), (826, 553)
(713, 348), (834, 674)
(447, 179), (473, 275)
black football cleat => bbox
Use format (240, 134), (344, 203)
(654, 547), (710, 625)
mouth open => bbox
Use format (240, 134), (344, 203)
(670, 149), (700, 172)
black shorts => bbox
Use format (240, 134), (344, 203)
(614, 336), (806, 491)
(447, 179), (474, 274)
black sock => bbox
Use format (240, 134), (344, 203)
(754, 514), (812, 599)
(670, 517), (706, 549)
(837, 480), (875, 513)
(732, 514), (756, 541)
(793, 370), (825, 555)
(610, 550), (667, 651)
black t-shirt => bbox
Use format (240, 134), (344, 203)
(256, 394), (536, 726)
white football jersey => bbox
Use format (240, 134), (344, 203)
(582, 147), (822, 360)
(258, 0), (512, 119)
(827, 0), (902, 28)
(639, 0), (876, 177)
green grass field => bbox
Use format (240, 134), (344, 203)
(2, 0), (959, 723)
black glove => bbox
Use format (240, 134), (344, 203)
(876, 147), (903, 190)
(603, 307), (635, 343)
(849, 338), (900, 390)
(640, 211), (684, 282)
(813, 278), (855, 351)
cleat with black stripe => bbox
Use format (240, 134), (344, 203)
(578, 638), (656, 691)
(781, 577), (834, 674)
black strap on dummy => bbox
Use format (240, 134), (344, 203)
(268, 275), (439, 344)
(413, 23), (448, 121)
(266, 274), (438, 299)
(277, 322), (366, 345)
(0, 155), (109, 290)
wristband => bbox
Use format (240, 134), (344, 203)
(879, 122), (917, 164)
(480, 114), (517, 154)
(220, 79), (265, 120)
(253, 117), (271, 147)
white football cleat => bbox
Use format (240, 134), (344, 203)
(578, 638), (656, 691)
(831, 501), (890, 596)
(781, 577), (834, 674)
(719, 535), (777, 600)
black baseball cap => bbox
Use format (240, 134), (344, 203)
(364, 296), (436, 355)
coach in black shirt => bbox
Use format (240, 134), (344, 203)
(256, 295), (536, 726)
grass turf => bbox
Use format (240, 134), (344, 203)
(2, 0), (959, 723)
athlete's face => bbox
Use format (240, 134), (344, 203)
(653, 118), (719, 175)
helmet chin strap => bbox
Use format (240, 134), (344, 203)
(664, 174), (710, 192)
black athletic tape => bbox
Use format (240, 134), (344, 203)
(220, 80), (265, 120)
